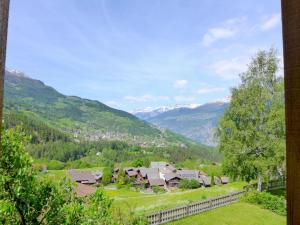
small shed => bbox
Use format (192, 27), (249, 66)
(221, 176), (229, 184)
(200, 175), (211, 187)
(214, 176), (221, 185)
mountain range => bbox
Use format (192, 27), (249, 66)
(4, 69), (202, 148)
(133, 102), (229, 146)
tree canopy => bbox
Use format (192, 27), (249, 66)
(217, 49), (285, 190)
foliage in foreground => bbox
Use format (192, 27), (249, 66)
(242, 191), (286, 216)
(0, 128), (147, 225)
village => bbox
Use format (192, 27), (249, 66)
(68, 161), (229, 196)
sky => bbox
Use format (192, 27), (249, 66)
(6, 0), (283, 112)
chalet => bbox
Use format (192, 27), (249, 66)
(221, 176), (229, 184)
(199, 170), (207, 176)
(177, 169), (198, 180)
(200, 175), (211, 187)
(139, 167), (159, 179)
(214, 176), (221, 185)
(163, 173), (182, 188)
(148, 178), (166, 188)
(68, 170), (102, 185)
(75, 183), (96, 197)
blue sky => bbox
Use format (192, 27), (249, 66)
(6, 0), (282, 112)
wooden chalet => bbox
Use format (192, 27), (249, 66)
(68, 170), (102, 185)
(163, 173), (182, 188)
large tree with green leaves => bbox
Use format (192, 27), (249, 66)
(217, 49), (285, 191)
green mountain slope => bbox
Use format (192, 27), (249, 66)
(4, 70), (200, 147)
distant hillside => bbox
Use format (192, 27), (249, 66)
(4, 70), (202, 148)
(134, 102), (228, 146)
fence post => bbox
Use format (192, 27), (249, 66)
(186, 204), (190, 215)
(159, 211), (162, 224)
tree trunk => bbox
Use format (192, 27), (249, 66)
(257, 174), (263, 192)
(0, 0), (10, 138)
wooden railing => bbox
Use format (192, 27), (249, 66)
(244, 179), (286, 192)
(146, 179), (286, 225)
(146, 190), (245, 225)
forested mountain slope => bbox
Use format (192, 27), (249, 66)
(4, 70), (202, 148)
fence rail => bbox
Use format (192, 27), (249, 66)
(244, 179), (286, 192)
(146, 179), (286, 225)
(146, 190), (245, 225)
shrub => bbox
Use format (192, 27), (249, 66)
(189, 179), (201, 189)
(242, 191), (286, 215)
(179, 179), (200, 189)
(102, 167), (113, 185)
(152, 186), (166, 194)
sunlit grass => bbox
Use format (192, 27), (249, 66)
(166, 202), (286, 225)
(106, 182), (246, 214)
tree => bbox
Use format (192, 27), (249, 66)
(0, 128), (140, 225)
(116, 169), (128, 188)
(217, 49), (285, 191)
(102, 167), (113, 185)
(0, 128), (76, 224)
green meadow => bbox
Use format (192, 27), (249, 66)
(105, 182), (246, 214)
(166, 202), (286, 225)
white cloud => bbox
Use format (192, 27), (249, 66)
(261, 13), (281, 31)
(201, 17), (246, 47)
(173, 79), (188, 89)
(174, 96), (195, 102)
(202, 28), (236, 47)
(124, 95), (170, 103)
(210, 57), (248, 80)
(197, 87), (226, 94)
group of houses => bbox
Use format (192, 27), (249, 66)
(68, 162), (229, 192)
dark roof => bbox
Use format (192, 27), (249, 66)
(149, 178), (166, 187)
(164, 173), (181, 181)
(200, 175), (211, 186)
(127, 170), (138, 177)
(75, 183), (96, 197)
(68, 170), (97, 184)
(92, 171), (103, 180)
(177, 169), (198, 180)
(139, 167), (159, 178)
(124, 167), (136, 172)
(166, 164), (176, 172)
(221, 176), (229, 183)
(150, 162), (168, 169)
(199, 171), (207, 176)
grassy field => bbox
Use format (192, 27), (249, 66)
(44, 169), (246, 214)
(166, 202), (286, 225)
(105, 182), (246, 214)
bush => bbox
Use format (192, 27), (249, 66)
(102, 167), (113, 185)
(152, 186), (166, 194)
(242, 191), (286, 215)
(179, 179), (200, 189)
(47, 160), (66, 170)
